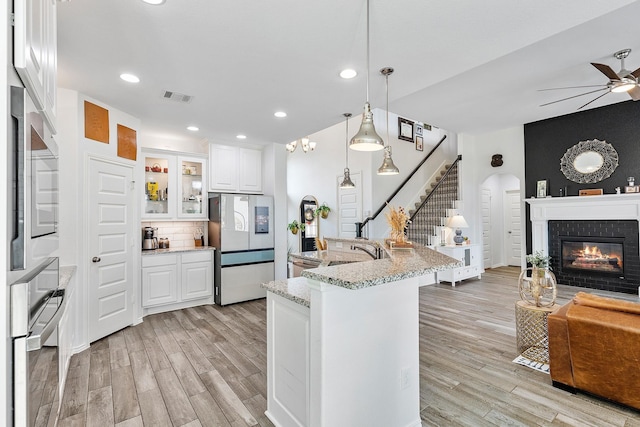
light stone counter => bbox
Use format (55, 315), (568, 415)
(288, 250), (372, 266)
(59, 265), (77, 290)
(261, 277), (310, 307)
(301, 245), (460, 290)
(141, 246), (216, 256)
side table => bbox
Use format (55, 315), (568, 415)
(515, 300), (558, 364)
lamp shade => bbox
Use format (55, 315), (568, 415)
(350, 103), (385, 151)
(446, 215), (469, 229)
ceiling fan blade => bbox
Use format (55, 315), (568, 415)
(539, 87), (609, 107)
(577, 91), (610, 110)
(628, 85), (640, 101)
(630, 66), (640, 79)
(591, 62), (620, 80)
(538, 85), (609, 91)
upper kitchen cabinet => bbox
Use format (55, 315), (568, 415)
(142, 148), (207, 220)
(14, 0), (58, 134)
(209, 144), (262, 194)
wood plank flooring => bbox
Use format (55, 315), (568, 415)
(53, 268), (640, 426)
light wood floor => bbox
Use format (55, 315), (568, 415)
(52, 268), (640, 426)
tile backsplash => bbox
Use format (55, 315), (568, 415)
(142, 221), (207, 249)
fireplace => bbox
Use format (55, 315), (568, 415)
(548, 220), (639, 294)
(561, 237), (624, 277)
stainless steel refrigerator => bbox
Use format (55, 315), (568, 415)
(208, 193), (275, 305)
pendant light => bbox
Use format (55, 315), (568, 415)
(377, 67), (399, 175)
(349, 0), (385, 152)
(340, 113), (356, 188)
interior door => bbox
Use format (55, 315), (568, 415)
(505, 190), (522, 266)
(88, 158), (135, 342)
(481, 188), (491, 269)
(337, 172), (362, 238)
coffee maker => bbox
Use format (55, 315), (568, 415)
(142, 227), (158, 250)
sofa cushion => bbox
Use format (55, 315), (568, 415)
(572, 291), (640, 315)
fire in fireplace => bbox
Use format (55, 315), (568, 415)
(561, 237), (624, 276)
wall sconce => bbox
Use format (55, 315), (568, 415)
(286, 137), (316, 153)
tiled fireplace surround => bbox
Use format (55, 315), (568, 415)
(527, 194), (640, 295)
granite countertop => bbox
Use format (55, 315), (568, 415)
(289, 250), (372, 266)
(301, 244), (460, 290)
(264, 242), (461, 306)
(141, 246), (216, 256)
(261, 277), (310, 307)
(59, 266), (77, 290)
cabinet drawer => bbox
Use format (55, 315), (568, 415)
(142, 254), (177, 268)
(182, 250), (213, 264)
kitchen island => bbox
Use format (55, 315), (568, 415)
(262, 241), (459, 427)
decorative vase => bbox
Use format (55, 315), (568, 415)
(518, 266), (557, 307)
(290, 227), (298, 235)
(321, 211), (329, 219)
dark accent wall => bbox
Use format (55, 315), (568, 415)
(524, 100), (640, 255)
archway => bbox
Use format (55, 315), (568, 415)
(480, 173), (522, 268)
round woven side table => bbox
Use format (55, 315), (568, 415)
(515, 300), (558, 364)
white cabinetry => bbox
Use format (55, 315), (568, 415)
(141, 254), (178, 307)
(141, 149), (207, 220)
(142, 250), (214, 312)
(181, 251), (213, 301)
(14, 0), (58, 134)
(436, 244), (483, 287)
(209, 144), (262, 193)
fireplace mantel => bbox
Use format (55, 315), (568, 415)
(526, 194), (640, 254)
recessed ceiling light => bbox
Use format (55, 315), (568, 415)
(236, 134), (247, 139)
(120, 73), (140, 83)
(340, 69), (357, 79)
(142, 0), (166, 4)
(187, 126), (199, 131)
(274, 111), (287, 118)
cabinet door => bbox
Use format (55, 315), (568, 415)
(178, 156), (207, 219)
(209, 145), (238, 191)
(142, 264), (178, 307)
(238, 148), (262, 193)
(14, 0), (48, 111)
(41, 0), (57, 134)
(181, 261), (212, 301)
(142, 153), (174, 219)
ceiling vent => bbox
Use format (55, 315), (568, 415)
(161, 90), (193, 103)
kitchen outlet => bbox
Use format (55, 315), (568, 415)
(401, 367), (410, 389)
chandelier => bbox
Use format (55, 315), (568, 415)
(286, 137), (316, 153)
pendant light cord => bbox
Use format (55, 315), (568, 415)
(366, 0), (370, 103)
(385, 72), (389, 148)
(346, 116), (350, 163)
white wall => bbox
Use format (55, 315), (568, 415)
(286, 109), (457, 248)
(262, 143), (289, 280)
(57, 89), (140, 352)
(139, 132), (208, 155)
(459, 126), (526, 267)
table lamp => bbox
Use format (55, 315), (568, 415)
(446, 215), (469, 245)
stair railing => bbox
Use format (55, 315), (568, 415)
(406, 155), (462, 245)
(355, 134), (447, 237)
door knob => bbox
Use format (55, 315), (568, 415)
(92, 257), (101, 263)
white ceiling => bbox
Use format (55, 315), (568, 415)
(56, 0), (640, 146)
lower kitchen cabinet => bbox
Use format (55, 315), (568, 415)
(435, 244), (483, 287)
(142, 249), (214, 310)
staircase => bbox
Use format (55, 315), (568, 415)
(407, 157), (460, 246)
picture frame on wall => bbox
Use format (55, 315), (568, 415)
(416, 136), (424, 151)
(398, 117), (414, 142)
(536, 179), (548, 198)
(415, 123), (423, 137)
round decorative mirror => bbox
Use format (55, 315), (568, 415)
(560, 139), (618, 184)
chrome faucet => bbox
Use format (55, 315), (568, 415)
(350, 242), (383, 260)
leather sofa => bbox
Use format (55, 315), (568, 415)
(548, 291), (640, 410)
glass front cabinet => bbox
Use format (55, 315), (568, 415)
(142, 149), (207, 220)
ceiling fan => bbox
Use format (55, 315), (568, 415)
(540, 49), (640, 110)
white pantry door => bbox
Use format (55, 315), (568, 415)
(481, 188), (492, 269)
(88, 158), (135, 342)
(505, 190), (522, 266)
(337, 172), (362, 238)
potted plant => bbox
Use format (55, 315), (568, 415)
(524, 251), (555, 307)
(526, 251), (552, 272)
(315, 203), (331, 219)
(287, 220), (305, 235)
